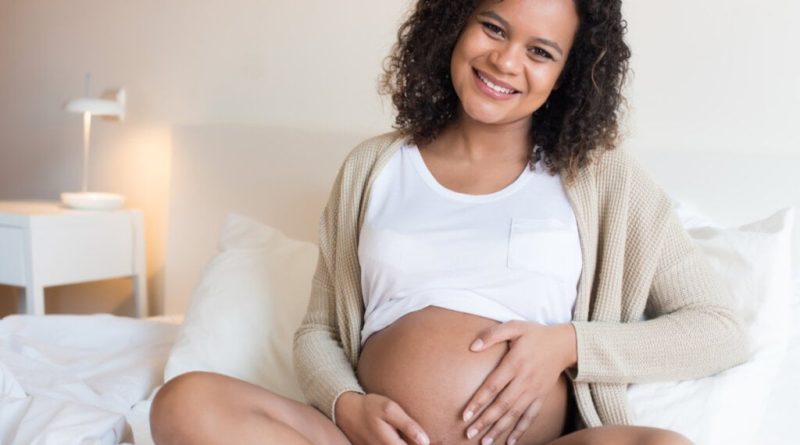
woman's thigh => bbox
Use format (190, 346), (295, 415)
(544, 425), (693, 445)
(150, 371), (351, 445)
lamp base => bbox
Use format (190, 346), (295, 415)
(61, 192), (125, 211)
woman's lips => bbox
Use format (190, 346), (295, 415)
(473, 68), (519, 101)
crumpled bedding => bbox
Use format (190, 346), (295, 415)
(0, 314), (179, 445)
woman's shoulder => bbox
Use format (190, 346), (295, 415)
(332, 131), (408, 183)
(592, 146), (641, 175)
(325, 131), (408, 198)
(593, 147), (656, 185)
(338, 130), (408, 172)
(591, 146), (672, 207)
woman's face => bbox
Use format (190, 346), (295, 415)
(450, 0), (579, 127)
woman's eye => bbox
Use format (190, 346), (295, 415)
(481, 22), (504, 37)
(531, 47), (554, 60)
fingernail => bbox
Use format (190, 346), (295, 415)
(482, 437), (494, 445)
(467, 427), (479, 439)
(463, 410), (474, 422)
(508, 438), (516, 445)
(416, 432), (430, 445)
(470, 339), (484, 351)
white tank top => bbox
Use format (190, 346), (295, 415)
(358, 143), (582, 346)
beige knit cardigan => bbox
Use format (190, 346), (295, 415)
(293, 131), (749, 428)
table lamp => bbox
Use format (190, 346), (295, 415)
(61, 73), (127, 210)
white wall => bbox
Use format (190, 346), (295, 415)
(0, 0), (797, 316)
(0, 0), (410, 131)
(0, 0), (410, 316)
(622, 1), (800, 155)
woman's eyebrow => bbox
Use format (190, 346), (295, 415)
(477, 10), (564, 57)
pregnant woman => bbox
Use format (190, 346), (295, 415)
(151, 0), (749, 444)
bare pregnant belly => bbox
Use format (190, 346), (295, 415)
(357, 306), (569, 445)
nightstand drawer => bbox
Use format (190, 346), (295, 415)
(0, 226), (25, 286)
(31, 214), (134, 286)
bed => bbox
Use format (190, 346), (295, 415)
(1, 125), (798, 445)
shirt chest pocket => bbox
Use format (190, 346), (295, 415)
(507, 217), (580, 281)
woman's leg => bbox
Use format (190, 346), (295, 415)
(543, 425), (694, 445)
(149, 371), (352, 445)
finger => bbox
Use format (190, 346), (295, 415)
(480, 397), (531, 445)
(375, 420), (410, 445)
(506, 398), (544, 445)
(470, 321), (523, 351)
(462, 356), (518, 422)
(465, 380), (525, 441)
(382, 400), (431, 445)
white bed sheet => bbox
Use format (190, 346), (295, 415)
(756, 275), (800, 444)
(0, 314), (179, 445)
(0, 282), (797, 445)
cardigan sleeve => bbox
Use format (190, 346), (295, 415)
(568, 153), (751, 384)
(292, 162), (366, 424)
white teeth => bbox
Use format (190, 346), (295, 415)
(477, 71), (516, 95)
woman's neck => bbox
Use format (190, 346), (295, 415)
(429, 113), (532, 164)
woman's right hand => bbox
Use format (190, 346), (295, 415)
(335, 392), (430, 445)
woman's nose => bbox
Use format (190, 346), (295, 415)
(489, 43), (523, 75)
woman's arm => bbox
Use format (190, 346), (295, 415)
(567, 154), (750, 384)
(292, 162), (365, 424)
(292, 132), (403, 425)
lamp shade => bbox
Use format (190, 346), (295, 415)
(64, 88), (126, 119)
(65, 98), (122, 116)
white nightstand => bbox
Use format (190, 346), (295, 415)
(0, 200), (148, 317)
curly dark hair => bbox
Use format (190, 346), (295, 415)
(380, 0), (631, 185)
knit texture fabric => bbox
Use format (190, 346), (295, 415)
(292, 131), (750, 428)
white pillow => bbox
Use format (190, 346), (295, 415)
(163, 213), (317, 402)
(628, 206), (795, 445)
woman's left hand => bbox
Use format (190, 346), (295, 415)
(462, 321), (577, 445)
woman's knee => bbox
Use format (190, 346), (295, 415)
(636, 429), (694, 445)
(150, 371), (218, 442)
(152, 371), (210, 413)
(553, 425), (694, 445)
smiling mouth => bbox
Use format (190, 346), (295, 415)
(474, 68), (519, 95)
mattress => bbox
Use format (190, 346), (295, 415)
(0, 287), (798, 445)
